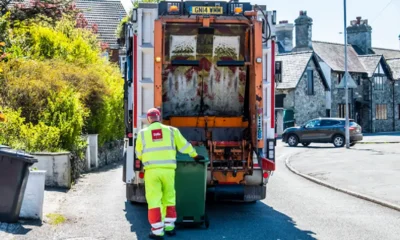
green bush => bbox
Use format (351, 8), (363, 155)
(40, 88), (88, 151)
(0, 13), (124, 153)
(0, 107), (61, 152)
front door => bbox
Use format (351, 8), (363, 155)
(300, 119), (322, 142)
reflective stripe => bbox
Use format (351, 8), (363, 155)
(151, 222), (164, 229)
(169, 127), (175, 149)
(135, 150), (141, 157)
(165, 217), (177, 222)
(141, 131), (145, 149)
(142, 146), (175, 154)
(143, 160), (176, 166)
(178, 142), (190, 152)
(152, 227), (164, 235)
(165, 222), (175, 228)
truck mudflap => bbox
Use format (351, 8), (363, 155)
(126, 183), (146, 203)
(207, 184), (266, 202)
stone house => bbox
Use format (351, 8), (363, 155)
(275, 51), (329, 136)
(358, 55), (394, 132)
(275, 12), (399, 133)
(385, 58), (400, 131)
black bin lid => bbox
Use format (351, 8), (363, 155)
(0, 148), (38, 164)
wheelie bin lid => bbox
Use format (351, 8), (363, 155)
(176, 145), (210, 163)
(0, 148), (38, 164)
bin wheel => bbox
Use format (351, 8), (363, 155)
(204, 214), (210, 229)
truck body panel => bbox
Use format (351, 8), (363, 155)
(122, 1), (276, 203)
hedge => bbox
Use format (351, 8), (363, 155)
(0, 12), (124, 152)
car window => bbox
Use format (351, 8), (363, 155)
(321, 120), (338, 126)
(305, 119), (321, 128)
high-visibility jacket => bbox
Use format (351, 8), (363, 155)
(135, 122), (197, 170)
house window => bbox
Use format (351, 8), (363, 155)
(275, 61), (282, 83)
(374, 76), (385, 90)
(338, 103), (351, 118)
(356, 76), (361, 85)
(376, 104), (387, 120)
(307, 69), (314, 95)
(337, 73), (343, 84)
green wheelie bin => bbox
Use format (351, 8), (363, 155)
(175, 145), (210, 229)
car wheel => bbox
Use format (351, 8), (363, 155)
(302, 142), (310, 147)
(287, 134), (299, 147)
(350, 142), (357, 147)
(332, 135), (345, 148)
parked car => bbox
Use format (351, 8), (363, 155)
(282, 117), (363, 147)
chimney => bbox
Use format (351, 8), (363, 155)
(275, 20), (294, 53)
(347, 16), (372, 54)
(294, 10), (313, 51)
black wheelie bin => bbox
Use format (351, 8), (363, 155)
(0, 148), (38, 223)
(175, 145), (210, 229)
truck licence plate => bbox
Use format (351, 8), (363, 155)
(190, 6), (223, 15)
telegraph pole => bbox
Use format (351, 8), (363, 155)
(344, 0), (350, 148)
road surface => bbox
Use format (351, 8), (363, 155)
(3, 143), (400, 240)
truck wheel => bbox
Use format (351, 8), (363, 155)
(287, 134), (299, 147)
(333, 135), (345, 148)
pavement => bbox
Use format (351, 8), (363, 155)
(286, 143), (400, 210)
(1, 143), (400, 240)
(359, 132), (400, 143)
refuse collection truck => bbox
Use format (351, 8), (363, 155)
(122, 0), (277, 203)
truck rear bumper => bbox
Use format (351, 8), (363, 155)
(126, 183), (146, 203)
(207, 184), (266, 202)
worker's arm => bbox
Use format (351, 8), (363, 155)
(173, 128), (198, 158)
(135, 132), (143, 161)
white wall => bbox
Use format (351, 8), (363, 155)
(31, 153), (71, 188)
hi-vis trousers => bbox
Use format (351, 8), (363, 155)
(144, 168), (177, 236)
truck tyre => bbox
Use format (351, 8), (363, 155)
(332, 135), (345, 148)
(350, 142), (357, 147)
(301, 142), (310, 147)
(287, 134), (299, 147)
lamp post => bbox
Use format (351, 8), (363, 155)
(343, 0), (350, 148)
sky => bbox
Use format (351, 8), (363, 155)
(121, 0), (400, 50)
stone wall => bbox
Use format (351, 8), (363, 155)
(371, 77), (395, 132)
(394, 81), (400, 131)
(98, 140), (124, 167)
(330, 71), (373, 132)
(70, 151), (87, 182)
(292, 60), (327, 126)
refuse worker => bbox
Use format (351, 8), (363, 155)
(135, 108), (205, 240)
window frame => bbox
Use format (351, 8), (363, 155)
(376, 104), (388, 120)
(307, 69), (314, 95)
(338, 103), (351, 118)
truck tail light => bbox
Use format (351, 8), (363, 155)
(139, 172), (144, 179)
(263, 171), (269, 178)
(261, 157), (275, 171)
(134, 159), (141, 170)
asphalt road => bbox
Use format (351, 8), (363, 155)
(3, 142), (400, 240)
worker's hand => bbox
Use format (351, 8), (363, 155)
(193, 155), (205, 162)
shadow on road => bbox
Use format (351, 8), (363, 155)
(0, 219), (42, 236)
(125, 200), (316, 240)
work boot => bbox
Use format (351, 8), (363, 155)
(148, 232), (164, 239)
(165, 229), (176, 236)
